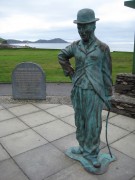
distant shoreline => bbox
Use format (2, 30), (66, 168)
(8, 42), (71, 50)
(9, 42), (134, 52)
(0, 42), (133, 52)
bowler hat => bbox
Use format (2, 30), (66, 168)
(73, 8), (99, 24)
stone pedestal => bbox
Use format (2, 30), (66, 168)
(111, 73), (135, 118)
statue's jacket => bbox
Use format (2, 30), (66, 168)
(58, 37), (112, 104)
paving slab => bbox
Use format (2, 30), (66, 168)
(0, 118), (28, 137)
(14, 143), (75, 180)
(19, 111), (56, 127)
(44, 163), (97, 180)
(33, 120), (75, 142)
(0, 105), (4, 110)
(0, 129), (48, 156)
(0, 109), (15, 121)
(45, 146), (135, 180)
(111, 133), (135, 159)
(61, 111), (118, 127)
(45, 105), (74, 118)
(34, 103), (60, 110)
(100, 121), (130, 144)
(61, 114), (76, 127)
(109, 115), (135, 132)
(52, 133), (106, 153)
(3, 103), (22, 108)
(0, 158), (29, 180)
(8, 104), (40, 116)
(102, 110), (117, 121)
(0, 144), (10, 161)
(98, 147), (135, 180)
(52, 133), (79, 152)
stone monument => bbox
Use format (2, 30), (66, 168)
(12, 62), (46, 100)
(58, 8), (116, 174)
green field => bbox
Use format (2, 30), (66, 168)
(0, 48), (133, 84)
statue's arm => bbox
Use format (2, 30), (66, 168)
(102, 46), (113, 98)
(58, 45), (75, 78)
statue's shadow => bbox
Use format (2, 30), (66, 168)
(65, 147), (116, 175)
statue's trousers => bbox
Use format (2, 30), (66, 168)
(71, 86), (103, 158)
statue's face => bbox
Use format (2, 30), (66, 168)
(77, 23), (95, 42)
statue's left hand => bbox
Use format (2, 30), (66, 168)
(69, 71), (74, 80)
(105, 96), (112, 110)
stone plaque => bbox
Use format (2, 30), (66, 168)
(12, 62), (46, 99)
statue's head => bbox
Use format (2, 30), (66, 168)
(73, 9), (99, 42)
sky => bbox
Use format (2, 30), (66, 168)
(0, 0), (135, 44)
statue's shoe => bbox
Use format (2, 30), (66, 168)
(71, 146), (83, 154)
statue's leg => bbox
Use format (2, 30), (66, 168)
(82, 89), (103, 168)
(71, 86), (85, 152)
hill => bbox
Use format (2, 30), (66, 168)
(35, 38), (68, 43)
(7, 39), (22, 44)
(0, 37), (8, 44)
(7, 38), (68, 44)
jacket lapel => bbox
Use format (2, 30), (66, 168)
(78, 40), (87, 54)
(78, 40), (98, 55)
(86, 41), (98, 55)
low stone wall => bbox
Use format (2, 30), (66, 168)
(115, 73), (135, 98)
(111, 93), (135, 118)
(112, 73), (135, 118)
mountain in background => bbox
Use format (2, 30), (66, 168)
(7, 38), (68, 44)
(0, 37), (14, 48)
(6, 39), (22, 43)
(0, 37), (8, 44)
(35, 38), (68, 43)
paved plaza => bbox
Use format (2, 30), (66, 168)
(0, 101), (135, 180)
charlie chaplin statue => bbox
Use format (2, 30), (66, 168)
(58, 9), (116, 174)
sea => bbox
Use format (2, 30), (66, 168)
(10, 41), (134, 52)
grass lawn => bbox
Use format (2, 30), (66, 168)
(0, 48), (133, 84)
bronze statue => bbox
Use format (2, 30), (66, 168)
(58, 8), (116, 174)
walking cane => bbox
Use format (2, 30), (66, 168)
(105, 109), (113, 158)
(99, 94), (113, 158)
(104, 96), (113, 158)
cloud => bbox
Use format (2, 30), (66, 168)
(97, 1), (135, 22)
(0, 0), (134, 44)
